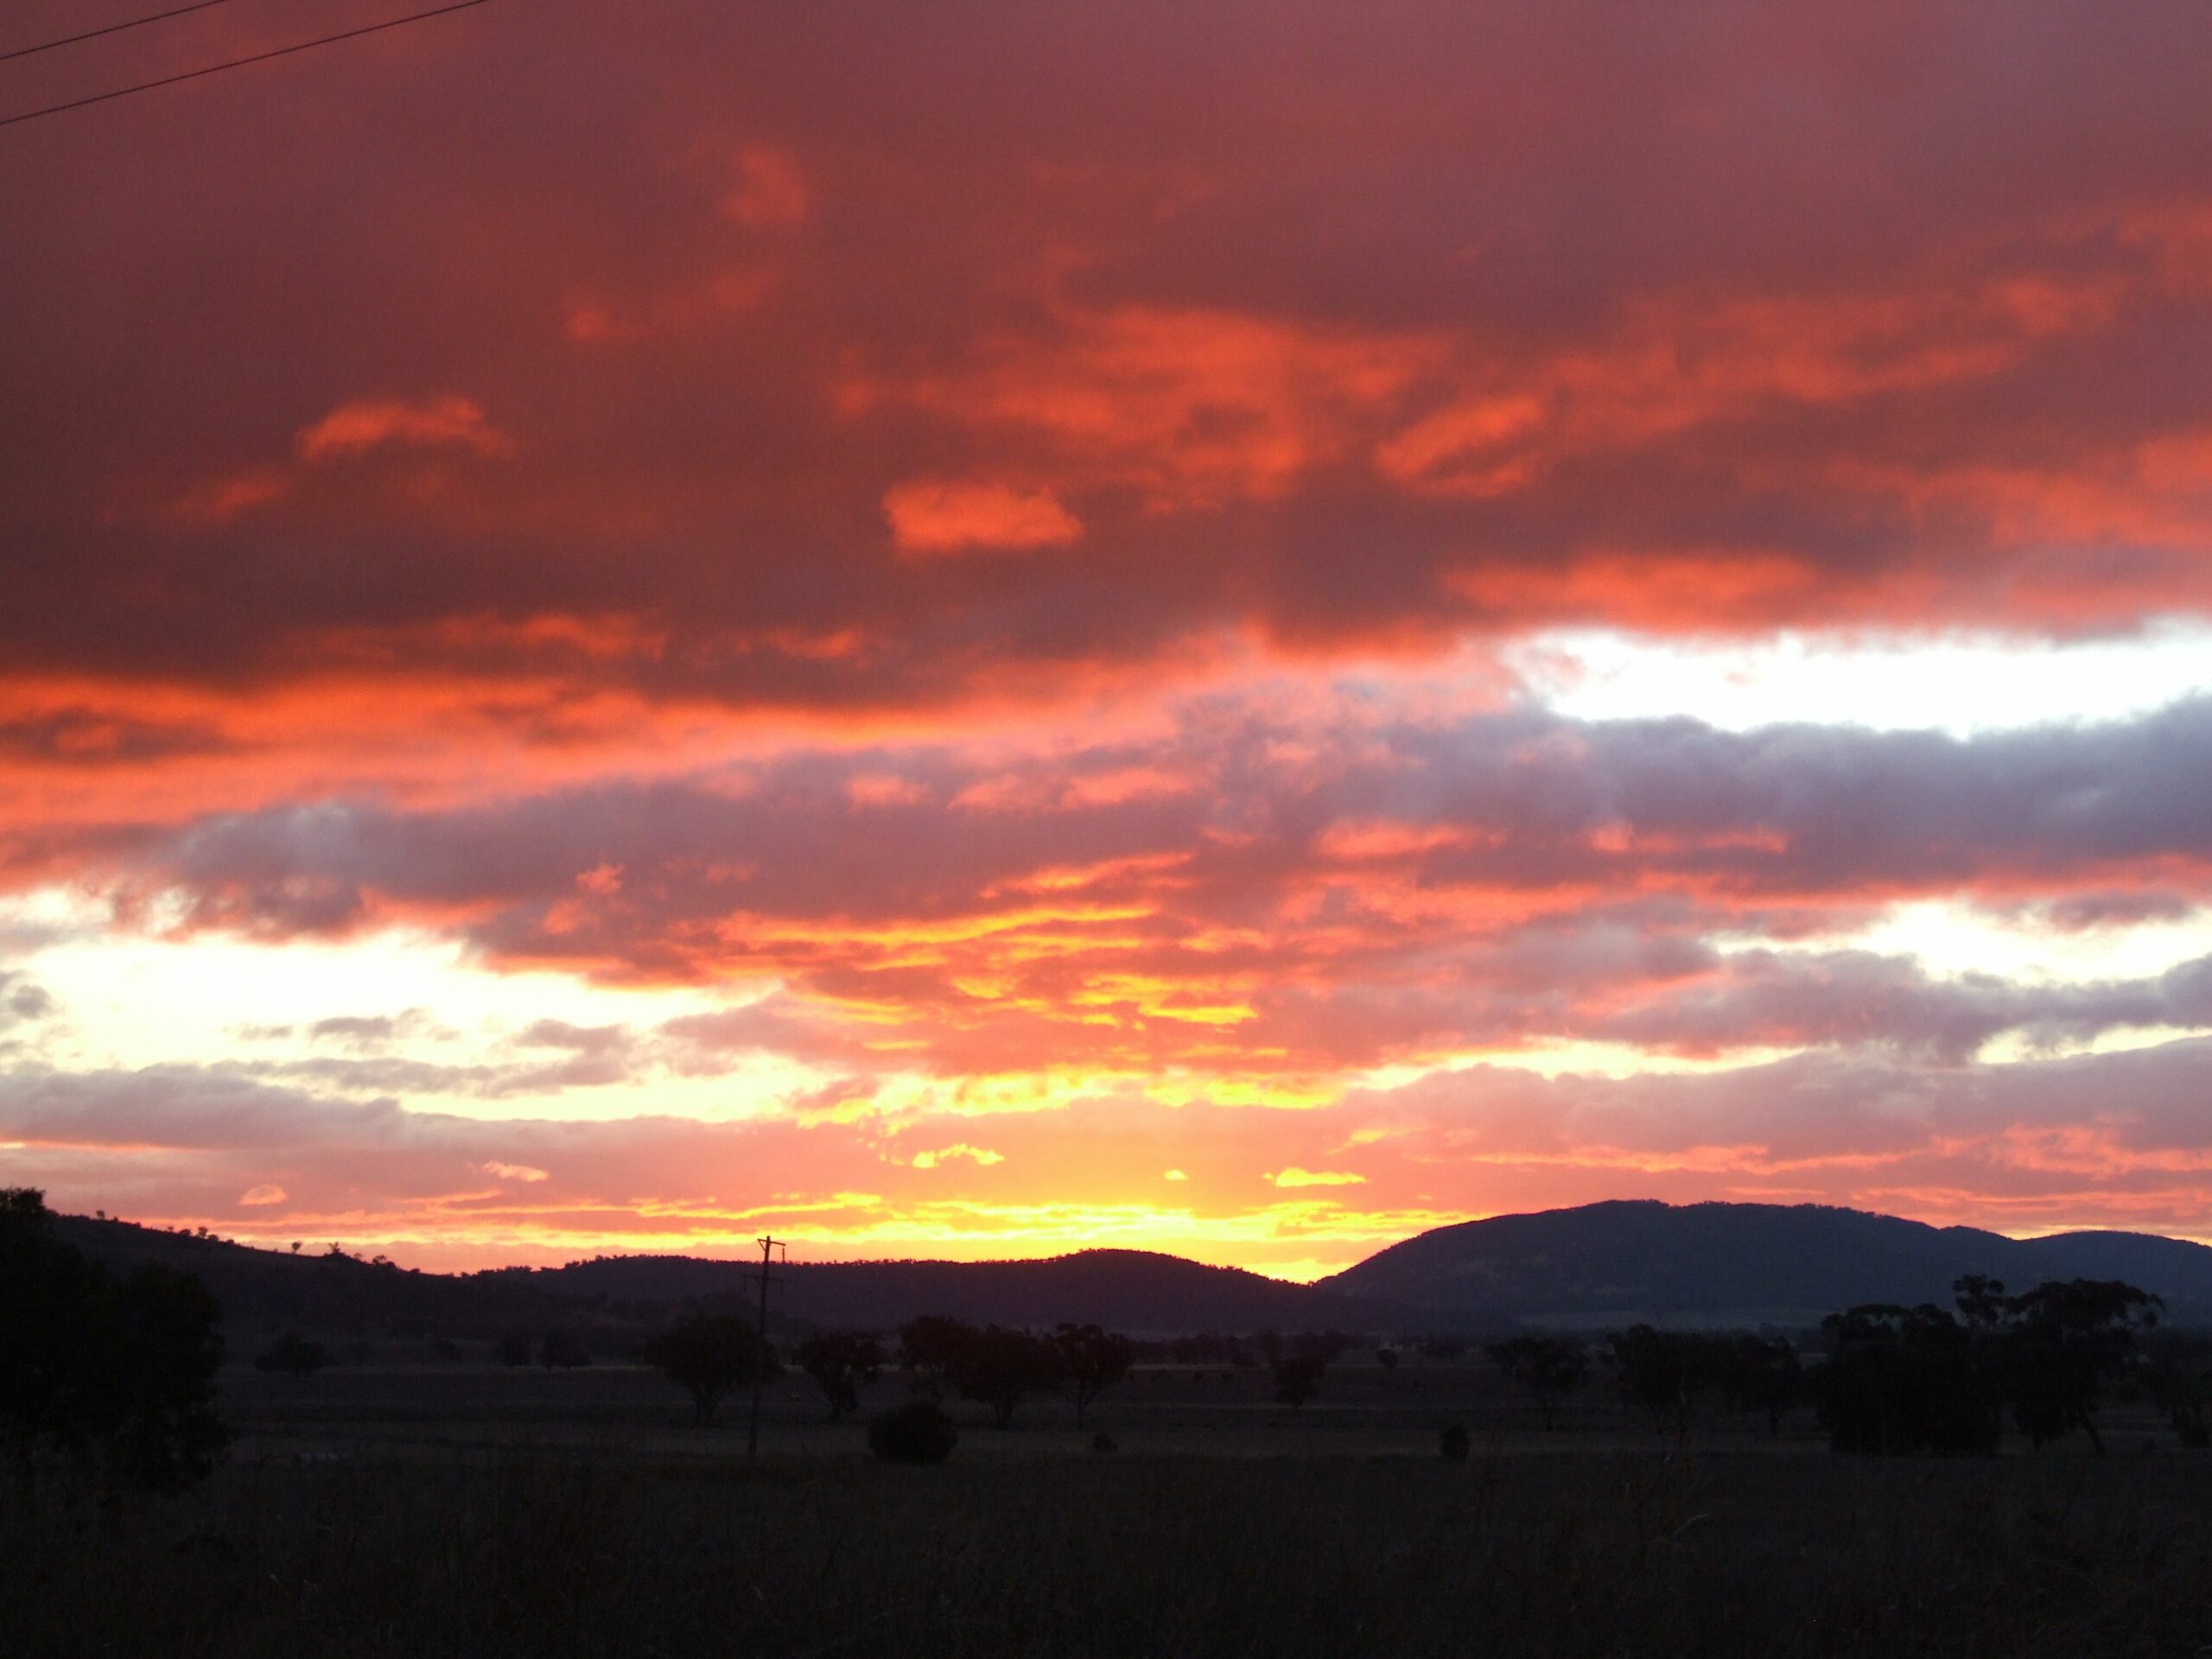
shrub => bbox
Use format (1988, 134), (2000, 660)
(1440, 1423), (1470, 1460)
(869, 1400), (958, 1464)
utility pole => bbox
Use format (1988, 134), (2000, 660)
(746, 1234), (785, 1460)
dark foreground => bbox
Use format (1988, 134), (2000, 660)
(10, 1448), (2212, 1658)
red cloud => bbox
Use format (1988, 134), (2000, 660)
(884, 480), (1082, 556)
(295, 397), (513, 462)
(8, 3), (2212, 1264)
(9, 3), (2212, 718)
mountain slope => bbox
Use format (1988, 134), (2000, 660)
(47, 1216), (1402, 1340)
(1319, 1200), (2212, 1325)
(518, 1249), (1404, 1334)
(48, 1213), (588, 1343)
(47, 1200), (2212, 1343)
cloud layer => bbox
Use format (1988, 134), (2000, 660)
(4, 1), (2212, 1267)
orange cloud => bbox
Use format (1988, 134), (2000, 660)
(296, 397), (514, 463)
(884, 480), (1082, 556)
(172, 469), (289, 524)
(723, 146), (810, 229)
(851, 305), (1441, 511)
(13, 3), (2212, 1273)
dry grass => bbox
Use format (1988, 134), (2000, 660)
(9, 1445), (2212, 1658)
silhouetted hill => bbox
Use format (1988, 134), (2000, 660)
(1319, 1200), (2212, 1327)
(521, 1249), (1405, 1335)
(44, 1217), (1405, 1344)
(49, 1200), (2212, 1346)
(48, 1214), (590, 1345)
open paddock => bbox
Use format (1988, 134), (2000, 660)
(9, 1441), (2211, 1658)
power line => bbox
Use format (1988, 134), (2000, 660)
(0, 0), (493, 131)
(0, 1), (241, 66)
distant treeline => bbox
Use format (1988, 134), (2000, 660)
(14, 1181), (2212, 1494)
(614, 1285), (2209, 1459)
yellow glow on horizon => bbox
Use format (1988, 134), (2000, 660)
(130, 1192), (1473, 1278)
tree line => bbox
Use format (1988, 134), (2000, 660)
(634, 1313), (1138, 1430)
(1476, 1275), (2195, 1455)
(624, 1279), (2202, 1461)
(11, 1177), (2211, 1492)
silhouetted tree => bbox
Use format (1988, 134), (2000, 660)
(898, 1317), (1065, 1427)
(254, 1332), (328, 1379)
(1954, 1273), (2009, 1331)
(1722, 1335), (1803, 1435)
(537, 1329), (592, 1370)
(495, 1330), (534, 1368)
(1419, 1336), (1466, 1362)
(1271, 1352), (1326, 1409)
(1169, 1332), (1232, 1365)
(1052, 1323), (1133, 1427)
(2143, 1332), (2212, 1448)
(868, 1399), (957, 1463)
(1815, 1303), (1999, 1455)
(2, 1187), (229, 1491)
(1439, 1422), (1470, 1460)
(897, 1314), (973, 1398)
(1609, 1325), (1731, 1442)
(642, 1315), (776, 1426)
(795, 1332), (887, 1422)
(100, 1261), (230, 1492)
(1484, 1334), (1589, 1430)
(1375, 1346), (1400, 1372)
(954, 1325), (1064, 1427)
(1998, 1279), (2160, 1454)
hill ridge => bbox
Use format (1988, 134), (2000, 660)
(1318, 1197), (2212, 1325)
(41, 1198), (2212, 1340)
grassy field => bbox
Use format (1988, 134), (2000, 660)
(11, 1439), (2212, 1658)
(10, 1357), (2209, 1657)
(205, 1352), (2187, 1461)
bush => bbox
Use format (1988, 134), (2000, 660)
(868, 1400), (958, 1464)
(1440, 1423), (1470, 1460)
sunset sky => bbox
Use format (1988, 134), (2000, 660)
(6, 2), (2212, 1276)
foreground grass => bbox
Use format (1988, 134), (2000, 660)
(9, 1448), (2211, 1657)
